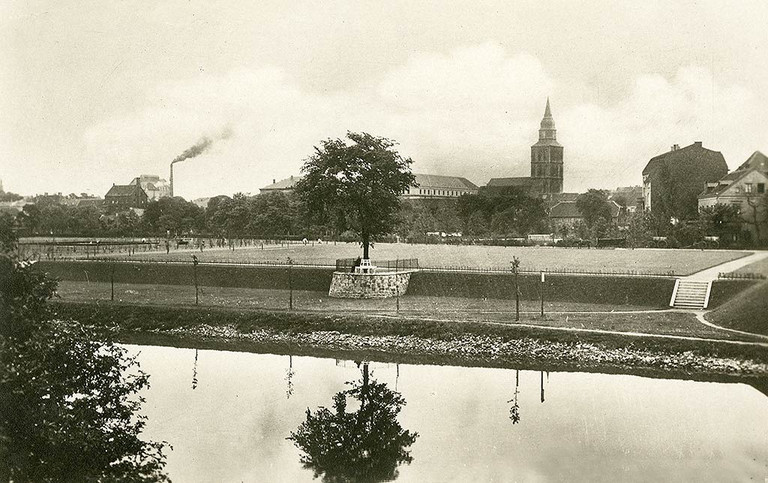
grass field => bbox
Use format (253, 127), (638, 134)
(55, 281), (758, 341)
(103, 242), (747, 276)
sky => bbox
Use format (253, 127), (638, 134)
(2, 0), (767, 199)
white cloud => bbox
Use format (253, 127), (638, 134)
(83, 42), (766, 198)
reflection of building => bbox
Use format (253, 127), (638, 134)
(403, 174), (478, 199)
(641, 142), (727, 219)
(129, 175), (171, 201)
(486, 99), (564, 199)
(104, 183), (148, 212)
(699, 150), (768, 242)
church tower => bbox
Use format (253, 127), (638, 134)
(530, 98), (564, 195)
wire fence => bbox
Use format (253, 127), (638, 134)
(718, 271), (766, 280)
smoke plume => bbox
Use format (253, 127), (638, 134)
(171, 125), (233, 164)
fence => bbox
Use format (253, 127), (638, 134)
(718, 271), (766, 280)
(335, 258), (420, 272)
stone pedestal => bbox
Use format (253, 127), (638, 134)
(328, 271), (412, 299)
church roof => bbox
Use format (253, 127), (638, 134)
(486, 177), (538, 188)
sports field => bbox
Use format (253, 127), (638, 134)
(112, 242), (747, 276)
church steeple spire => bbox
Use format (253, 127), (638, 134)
(531, 97), (564, 195)
(539, 98), (557, 141)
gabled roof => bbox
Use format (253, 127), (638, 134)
(642, 142), (725, 176)
(734, 150), (768, 172)
(486, 177), (538, 188)
(105, 184), (146, 197)
(699, 151), (768, 199)
(260, 175), (302, 191)
(549, 201), (582, 218)
(413, 173), (477, 190)
(549, 200), (622, 219)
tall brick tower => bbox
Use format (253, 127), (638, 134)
(530, 98), (564, 195)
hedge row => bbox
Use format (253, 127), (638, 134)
(37, 261), (333, 292)
(409, 271), (675, 307)
(39, 261), (752, 309)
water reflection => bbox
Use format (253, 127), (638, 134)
(286, 355), (295, 399)
(508, 370), (521, 424)
(288, 362), (419, 482)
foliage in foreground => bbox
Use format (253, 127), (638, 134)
(0, 254), (169, 482)
(288, 365), (418, 482)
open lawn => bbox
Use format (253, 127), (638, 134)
(55, 281), (758, 341)
(103, 242), (747, 276)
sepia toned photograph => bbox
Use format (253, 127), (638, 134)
(1, 1), (767, 481)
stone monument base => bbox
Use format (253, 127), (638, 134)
(328, 271), (412, 299)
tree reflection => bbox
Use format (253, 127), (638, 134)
(508, 370), (521, 424)
(288, 363), (418, 482)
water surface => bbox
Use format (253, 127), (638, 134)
(129, 344), (768, 482)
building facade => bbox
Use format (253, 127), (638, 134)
(641, 142), (728, 220)
(698, 151), (768, 242)
(104, 184), (149, 212)
(129, 175), (171, 201)
(402, 173), (478, 199)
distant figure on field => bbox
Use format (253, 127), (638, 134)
(302, 237), (308, 246)
(165, 240), (170, 254)
(351, 256), (361, 273)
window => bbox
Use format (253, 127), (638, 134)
(759, 183), (765, 194)
(745, 183), (753, 193)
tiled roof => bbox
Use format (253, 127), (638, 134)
(642, 142), (725, 176)
(486, 177), (538, 188)
(413, 173), (478, 190)
(549, 200), (622, 219)
(549, 201), (581, 218)
(734, 151), (768, 172)
(260, 176), (302, 191)
(106, 184), (145, 197)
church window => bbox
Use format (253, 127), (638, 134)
(745, 183), (753, 193)
(759, 183), (765, 194)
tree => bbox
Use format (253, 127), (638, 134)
(575, 189), (612, 229)
(296, 132), (415, 259)
(0, 231), (169, 481)
(288, 363), (418, 482)
(699, 203), (742, 244)
(743, 193), (768, 245)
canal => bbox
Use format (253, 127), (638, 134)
(128, 344), (768, 482)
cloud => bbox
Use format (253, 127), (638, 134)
(83, 42), (765, 198)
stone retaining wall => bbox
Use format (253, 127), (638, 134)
(328, 271), (412, 299)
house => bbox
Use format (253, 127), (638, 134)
(641, 142), (727, 220)
(402, 173), (478, 199)
(129, 175), (171, 201)
(698, 150), (768, 242)
(260, 176), (301, 194)
(549, 200), (622, 232)
(485, 98), (565, 199)
(104, 183), (148, 212)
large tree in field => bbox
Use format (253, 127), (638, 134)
(296, 132), (415, 259)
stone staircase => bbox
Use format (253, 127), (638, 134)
(670, 280), (712, 309)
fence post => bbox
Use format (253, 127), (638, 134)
(511, 257), (521, 321)
(111, 262), (115, 302)
(192, 255), (199, 306)
(540, 271), (544, 318)
(395, 258), (400, 314)
(288, 257), (293, 310)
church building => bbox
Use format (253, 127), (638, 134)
(484, 98), (564, 199)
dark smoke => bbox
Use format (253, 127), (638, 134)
(171, 126), (233, 165)
(172, 137), (213, 164)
